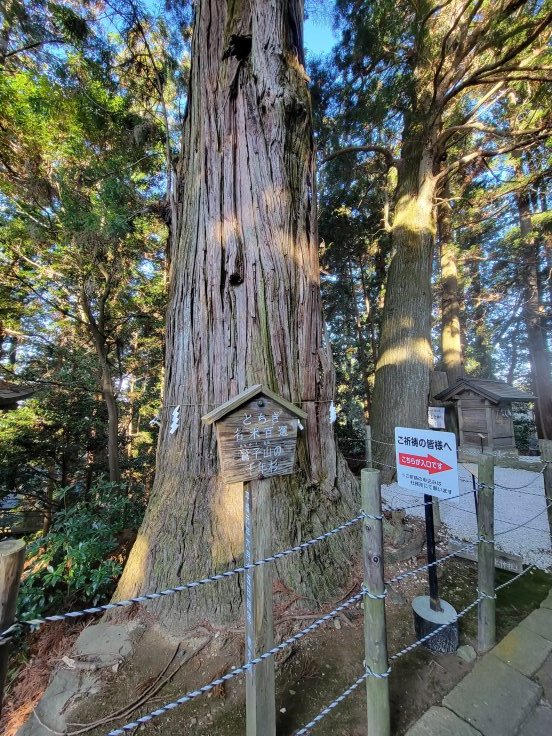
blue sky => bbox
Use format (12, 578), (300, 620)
(304, 12), (337, 57)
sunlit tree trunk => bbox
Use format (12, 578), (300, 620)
(439, 182), (463, 387)
(470, 247), (494, 377)
(516, 183), (552, 439)
(116, 0), (358, 632)
(372, 144), (436, 480)
(348, 258), (371, 419)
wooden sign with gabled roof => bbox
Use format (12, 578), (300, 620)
(202, 385), (307, 483)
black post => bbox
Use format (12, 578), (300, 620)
(472, 473), (479, 520)
(424, 494), (442, 612)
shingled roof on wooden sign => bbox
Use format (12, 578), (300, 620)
(0, 379), (35, 409)
(434, 378), (534, 404)
(202, 385), (307, 484)
(201, 384), (307, 424)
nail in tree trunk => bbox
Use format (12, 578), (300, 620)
(116, 0), (358, 631)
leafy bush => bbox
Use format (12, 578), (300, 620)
(18, 480), (145, 622)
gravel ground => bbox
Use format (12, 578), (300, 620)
(382, 461), (552, 571)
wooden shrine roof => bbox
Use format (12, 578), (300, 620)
(434, 378), (534, 404)
(0, 379), (35, 408)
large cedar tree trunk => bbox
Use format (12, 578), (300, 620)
(372, 146), (436, 480)
(470, 249), (494, 377)
(517, 187), (552, 439)
(116, 0), (358, 633)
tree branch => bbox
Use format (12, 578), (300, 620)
(444, 11), (552, 104)
(321, 145), (398, 169)
(437, 122), (549, 149)
(438, 130), (552, 180)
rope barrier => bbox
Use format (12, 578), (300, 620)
(3, 456), (548, 735)
(442, 498), (552, 538)
(294, 562), (539, 735)
(293, 668), (391, 736)
(294, 593), (484, 735)
(393, 488), (476, 513)
(385, 540), (481, 586)
(494, 500), (552, 537)
(0, 513), (365, 645)
(104, 589), (366, 735)
(461, 462), (547, 491)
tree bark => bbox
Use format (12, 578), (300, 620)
(372, 149), (436, 480)
(348, 258), (372, 420)
(79, 289), (121, 484)
(516, 180), (552, 439)
(439, 183), (463, 387)
(100, 354), (121, 484)
(470, 247), (494, 378)
(116, 0), (358, 632)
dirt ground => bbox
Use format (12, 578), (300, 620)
(6, 551), (550, 736)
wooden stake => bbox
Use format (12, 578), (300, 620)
(0, 539), (25, 717)
(432, 496), (442, 530)
(539, 440), (552, 547)
(361, 468), (390, 736)
(477, 454), (495, 653)
(243, 479), (276, 736)
(365, 424), (373, 468)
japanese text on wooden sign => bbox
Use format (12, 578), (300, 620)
(395, 427), (459, 500)
(216, 397), (299, 483)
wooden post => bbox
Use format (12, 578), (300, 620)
(361, 469), (390, 736)
(432, 496), (442, 530)
(539, 440), (552, 547)
(0, 539), (25, 717)
(244, 479), (276, 736)
(365, 424), (373, 468)
(477, 454), (495, 653)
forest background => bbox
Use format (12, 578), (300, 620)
(0, 0), (551, 624)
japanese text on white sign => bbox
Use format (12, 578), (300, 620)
(394, 427), (459, 500)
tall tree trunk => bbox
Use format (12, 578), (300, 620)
(348, 259), (371, 419)
(439, 182), (463, 386)
(372, 150), (436, 480)
(116, 0), (358, 633)
(79, 290), (121, 484)
(470, 248), (494, 377)
(516, 183), (552, 439)
(99, 354), (121, 483)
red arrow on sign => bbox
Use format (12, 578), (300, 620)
(398, 453), (453, 475)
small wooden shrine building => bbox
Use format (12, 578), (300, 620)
(434, 378), (534, 453)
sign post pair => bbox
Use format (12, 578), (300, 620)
(395, 427), (460, 651)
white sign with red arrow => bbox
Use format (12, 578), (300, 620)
(394, 427), (459, 500)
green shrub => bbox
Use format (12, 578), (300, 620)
(18, 479), (145, 622)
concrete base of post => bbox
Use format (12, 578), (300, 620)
(412, 596), (459, 653)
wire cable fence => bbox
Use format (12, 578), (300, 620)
(105, 474), (548, 736)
